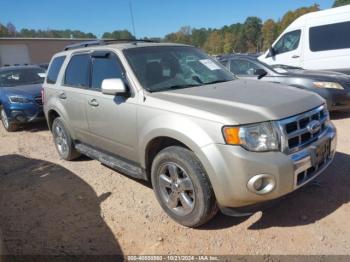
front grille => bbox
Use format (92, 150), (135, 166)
(278, 105), (328, 153)
(35, 96), (43, 106)
(296, 155), (329, 186)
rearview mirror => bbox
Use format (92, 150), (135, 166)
(101, 79), (127, 95)
(254, 68), (268, 79)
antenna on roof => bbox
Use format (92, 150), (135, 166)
(129, 1), (137, 39)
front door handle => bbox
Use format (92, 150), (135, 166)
(88, 99), (99, 107)
(58, 92), (67, 99)
(291, 55), (300, 58)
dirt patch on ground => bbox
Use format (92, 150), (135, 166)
(0, 112), (350, 255)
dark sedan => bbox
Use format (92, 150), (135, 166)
(218, 54), (350, 111)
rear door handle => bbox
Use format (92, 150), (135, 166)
(88, 99), (99, 107)
(58, 92), (67, 99)
(291, 55), (300, 58)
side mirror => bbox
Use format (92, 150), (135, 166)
(267, 47), (276, 58)
(254, 68), (268, 79)
(101, 78), (127, 95)
(38, 72), (47, 78)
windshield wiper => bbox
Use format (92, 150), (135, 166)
(152, 84), (200, 92)
(27, 81), (44, 85)
(203, 79), (232, 85)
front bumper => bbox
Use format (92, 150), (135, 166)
(199, 123), (337, 209)
(316, 89), (350, 111)
(5, 104), (44, 124)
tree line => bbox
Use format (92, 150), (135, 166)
(0, 22), (97, 39)
(0, 0), (349, 54)
(164, 5), (320, 54)
(164, 0), (349, 53)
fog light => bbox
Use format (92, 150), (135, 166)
(15, 114), (26, 122)
(247, 174), (276, 195)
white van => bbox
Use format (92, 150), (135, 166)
(259, 5), (350, 74)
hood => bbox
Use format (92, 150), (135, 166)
(148, 79), (324, 125)
(1, 84), (42, 98)
(284, 69), (350, 80)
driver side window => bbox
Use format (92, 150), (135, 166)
(274, 30), (301, 55)
(91, 53), (124, 90)
(230, 59), (261, 76)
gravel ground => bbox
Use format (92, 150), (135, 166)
(0, 111), (349, 256)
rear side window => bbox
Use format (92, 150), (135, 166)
(309, 21), (350, 52)
(91, 53), (124, 90)
(64, 54), (90, 87)
(46, 56), (65, 84)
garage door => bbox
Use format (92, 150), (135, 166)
(0, 44), (31, 66)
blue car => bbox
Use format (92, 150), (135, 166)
(0, 65), (46, 131)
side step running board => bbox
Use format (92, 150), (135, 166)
(75, 143), (147, 180)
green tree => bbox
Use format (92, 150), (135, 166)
(164, 26), (192, 44)
(333, 0), (350, 7)
(102, 30), (134, 40)
(164, 32), (178, 42)
(243, 17), (262, 52)
(19, 28), (36, 37)
(279, 4), (319, 33)
(223, 32), (235, 53)
(204, 31), (223, 54)
(0, 23), (9, 37)
(235, 29), (247, 53)
(6, 22), (16, 37)
(191, 28), (208, 47)
(261, 19), (278, 50)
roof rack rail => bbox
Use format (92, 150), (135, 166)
(64, 40), (104, 51)
(64, 39), (159, 51)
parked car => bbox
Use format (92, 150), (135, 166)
(259, 5), (350, 74)
(219, 54), (350, 111)
(43, 40), (336, 227)
(0, 65), (45, 131)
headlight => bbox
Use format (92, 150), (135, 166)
(223, 122), (279, 152)
(9, 96), (33, 104)
(313, 82), (343, 90)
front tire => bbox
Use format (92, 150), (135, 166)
(52, 117), (80, 160)
(1, 108), (17, 132)
(151, 146), (218, 227)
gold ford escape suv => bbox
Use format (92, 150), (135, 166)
(43, 40), (337, 227)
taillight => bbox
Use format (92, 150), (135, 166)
(41, 88), (45, 105)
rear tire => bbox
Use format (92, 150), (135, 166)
(52, 117), (80, 160)
(151, 146), (218, 227)
(1, 108), (17, 132)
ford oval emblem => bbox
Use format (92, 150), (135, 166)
(307, 120), (321, 134)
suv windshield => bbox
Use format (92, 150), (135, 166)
(0, 67), (45, 87)
(124, 46), (235, 92)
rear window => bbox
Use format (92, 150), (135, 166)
(309, 21), (350, 52)
(46, 56), (65, 84)
(64, 54), (90, 87)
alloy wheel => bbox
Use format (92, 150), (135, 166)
(158, 162), (195, 216)
(54, 124), (69, 156)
